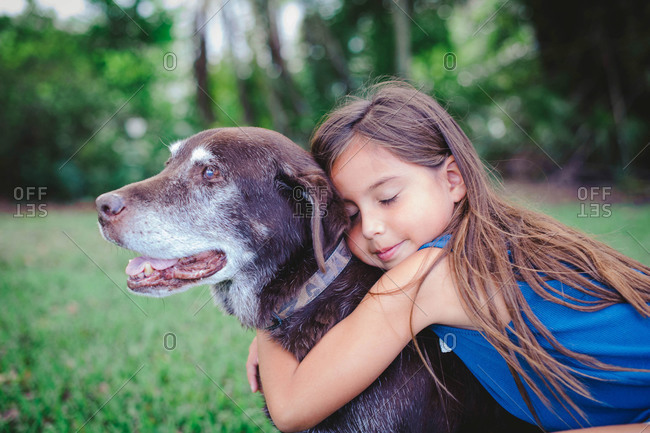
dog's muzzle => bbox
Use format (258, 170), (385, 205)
(96, 192), (228, 295)
(126, 250), (227, 293)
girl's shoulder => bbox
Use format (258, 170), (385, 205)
(416, 233), (511, 329)
(374, 241), (476, 332)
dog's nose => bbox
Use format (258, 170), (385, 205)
(96, 193), (125, 219)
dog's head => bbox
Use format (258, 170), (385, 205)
(96, 127), (347, 325)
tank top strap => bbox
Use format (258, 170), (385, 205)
(418, 233), (452, 251)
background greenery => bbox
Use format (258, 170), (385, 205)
(1, 0), (649, 200)
(1, 0), (649, 431)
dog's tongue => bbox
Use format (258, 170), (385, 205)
(126, 256), (179, 276)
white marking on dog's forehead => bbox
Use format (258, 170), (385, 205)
(190, 146), (213, 164)
(169, 139), (185, 156)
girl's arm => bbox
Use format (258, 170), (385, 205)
(257, 247), (470, 432)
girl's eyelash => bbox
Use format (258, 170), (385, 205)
(348, 195), (397, 221)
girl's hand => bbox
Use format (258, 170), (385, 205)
(246, 336), (262, 393)
(256, 247), (469, 432)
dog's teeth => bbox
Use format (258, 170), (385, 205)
(144, 262), (154, 276)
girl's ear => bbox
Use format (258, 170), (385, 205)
(444, 156), (467, 203)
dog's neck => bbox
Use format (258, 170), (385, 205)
(250, 193), (350, 330)
(265, 237), (352, 330)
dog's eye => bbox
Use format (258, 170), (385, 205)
(203, 166), (220, 182)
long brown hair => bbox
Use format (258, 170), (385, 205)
(310, 80), (650, 423)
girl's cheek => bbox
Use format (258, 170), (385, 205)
(345, 222), (358, 239)
(345, 228), (368, 262)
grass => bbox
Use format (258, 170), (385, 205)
(0, 210), (273, 433)
(1, 201), (648, 432)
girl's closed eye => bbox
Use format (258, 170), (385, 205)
(345, 194), (398, 220)
(379, 194), (398, 205)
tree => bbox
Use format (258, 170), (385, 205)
(522, 0), (650, 179)
(0, 3), (182, 199)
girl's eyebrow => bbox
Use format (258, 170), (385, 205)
(368, 176), (399, 192)
(341, 176), (400, 204)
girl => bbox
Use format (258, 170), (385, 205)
(248, 81), (650, 432)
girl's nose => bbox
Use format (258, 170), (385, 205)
(361, 212), (384, 239)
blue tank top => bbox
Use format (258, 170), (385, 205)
(420, 235), (650, 431)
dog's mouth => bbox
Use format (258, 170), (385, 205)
(125, 250), (227, 292)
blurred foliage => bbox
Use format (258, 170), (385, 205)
(1, 0), (648, 201)
(0, 0), (194, 200)
(523, 0), (650, 181)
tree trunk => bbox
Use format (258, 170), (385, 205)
(601, 42), (628, 166)
(193, 0), (215, 126)
(392, 0), (411, 79)
(253, 0), (309, 119)
(303, 14), (353, 91)
(221, 5), (256, 125)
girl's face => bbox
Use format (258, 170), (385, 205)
(331, 137), (466, 270)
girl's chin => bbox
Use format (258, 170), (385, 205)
(377, 254), (408, 271)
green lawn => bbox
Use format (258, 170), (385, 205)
(1, 202), (648, 432)
(0, 210), (273, 433)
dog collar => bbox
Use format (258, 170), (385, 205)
(266, 238), (352, 330)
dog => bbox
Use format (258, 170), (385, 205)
(96, 127), (537, 432)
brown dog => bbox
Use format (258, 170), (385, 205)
(96, 127), (537, 432)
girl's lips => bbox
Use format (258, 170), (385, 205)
(376, 242), (403, 262)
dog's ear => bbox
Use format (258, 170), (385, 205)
(276, 169), (328, 273)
